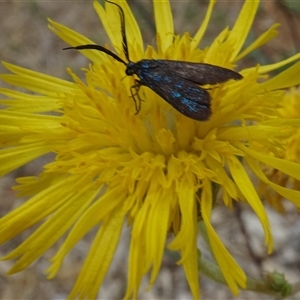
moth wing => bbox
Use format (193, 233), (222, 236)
(156, 60), (242, 85)
(137, 67), (212, 121)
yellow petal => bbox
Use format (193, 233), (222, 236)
(201, 180), (247, 294)
(48, 19), (109, 64)
(4, 181), (97, 274)
(191, 0), (216, 50)
(168, 174), (196, 251)
(255, 60), (300, 91)
(0, 143), (49, 176)
(0, 88), (61, 112)
(228, 156), (273, 253)
(153, 0), (174, 52)
(69, 208), (124, 299)
(0, 178), (73, 247)
(241, 144), (300, 181)
(182, 232), (200, 299)
(244, 52), (300, 75)
(1, 62), (75, 95)
(235, 24), (280, 62)
(94, 0), (143, 59)
(48, 185), (126, 277)
(145, 187), (171, 284)
(229, 0), (260, 59)
(246, 156), (300, 207)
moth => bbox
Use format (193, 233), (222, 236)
(64, 0), (243, 121)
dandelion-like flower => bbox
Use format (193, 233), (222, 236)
(1, 0), (300, 299)
(258, 87), (300, 212)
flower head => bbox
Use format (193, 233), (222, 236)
(258, 87), (300, 212)
(1, 0), (300, 299)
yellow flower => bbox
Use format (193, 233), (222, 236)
(258, 87), (300, 212)
(1, 0), (300, 299)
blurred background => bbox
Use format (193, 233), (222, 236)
(1, 0), (300, 299)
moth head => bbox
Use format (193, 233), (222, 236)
(125, 62), (138, 76)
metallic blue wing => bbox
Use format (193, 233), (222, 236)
(133, 60), (212, 121)
(155, 60), (243, 85)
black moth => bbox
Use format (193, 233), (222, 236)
(64, 0), (243, 121)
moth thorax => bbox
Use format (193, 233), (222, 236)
(125, 62), (137, 76)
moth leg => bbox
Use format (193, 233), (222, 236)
(130, 79), (145, 114)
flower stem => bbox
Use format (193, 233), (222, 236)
(198, 251), (298, 298)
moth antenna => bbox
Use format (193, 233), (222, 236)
(63, 44), (127, 66)
(105, 0), (130, 62)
